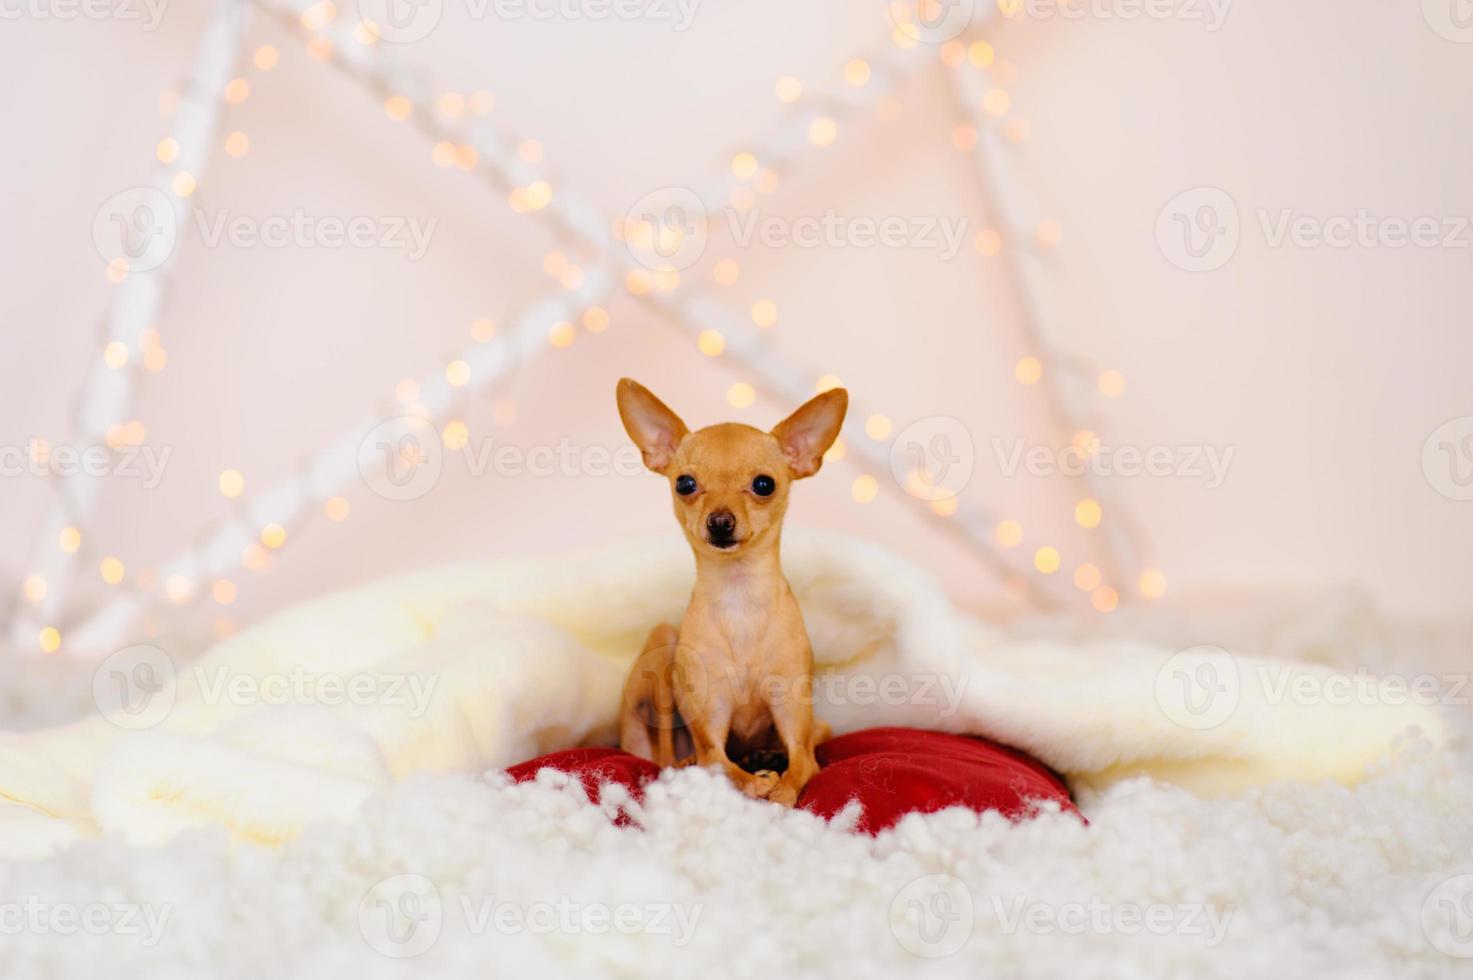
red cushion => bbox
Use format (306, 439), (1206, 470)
(801, 727), (1079, 833)
(503, 728), (1079, 834)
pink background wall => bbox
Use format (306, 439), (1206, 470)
(2, 0), (1471, 655)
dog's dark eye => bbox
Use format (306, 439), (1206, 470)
(751, 475), (776, 497)
(675, 474), (698, 496)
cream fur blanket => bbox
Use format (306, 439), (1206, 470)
(0, 532), (1444, 859)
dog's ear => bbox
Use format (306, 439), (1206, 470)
(617, 378), (690, 473)
(772, 389), (848, 479)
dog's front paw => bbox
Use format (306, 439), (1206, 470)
(738, 769), (780, 799)
(766, 782), (799, 807)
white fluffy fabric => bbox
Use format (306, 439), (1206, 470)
(0, 532), (1469, 978)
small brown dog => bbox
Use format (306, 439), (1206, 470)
(615, 378), (847, 806)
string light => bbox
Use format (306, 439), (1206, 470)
(300, 0), (335, 29)
(1139, 569), (1167, 599)
(625, 269), (652, 295)
(223, 78), (250, 105)
(445, 359), (471, 386)
(253, 45), (279, 70)
(517, 139), (543, 164)
(171, 172), (197, 198)
(713, 259), (740, 285)
(996, 520), (1024, 548)
(548, 321), (576, 347)
(442, 420), (469, 450)
(324, 496), (351, 521)
(385, 95), (412, 121)
(1033, 546), (1061, 574)
(212, 580), (237, 605)
(815, 374), (843, 393)
(58, 527), (81, 553)
(807, 117), (837, 147)
(1098, 370), (1126, 398)
(982, 88), (1010, 118)
(224, 132), (250, 158)
(1075, 498), (1102, 529)
(975, 228), (1002, 256)
(242, 544), (269, 571)
(437, 92), (465, 118)
(969, 42), (995, 68)
(156, 138), (180, 163)
(218, 469), (245, 498)
(1014, 356), (1043, 385)
(1073, 564), (1102, 591)
(260, 524), (287, 549)
(852, 475), (879, 503)
(865, 415), (893, 440)
(38, 627), (61, 654)
(731, 152), (759, 180)
(844, 59), (871, 85)
(43, 14), (1156, 643)
(697, 329), (725, 356)
(1035, 220), (1062, 249)
(727, 382), (756, 408)
(1092, 586), (1120, 613)
(582, 307), (609, 333)
(750, 300), (777, 328)
(23, 574), (46, 603)
(824, 438), (846, 463)
(104, 341), (130, 369)
(470, 317), (496, 342)
(931, 497), (959, 517)
(164, 574), (194, 604)
(775, 76), (802, 102)
(100, 557), (126, 585)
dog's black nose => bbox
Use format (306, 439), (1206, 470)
(706, 509), (736, 540)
